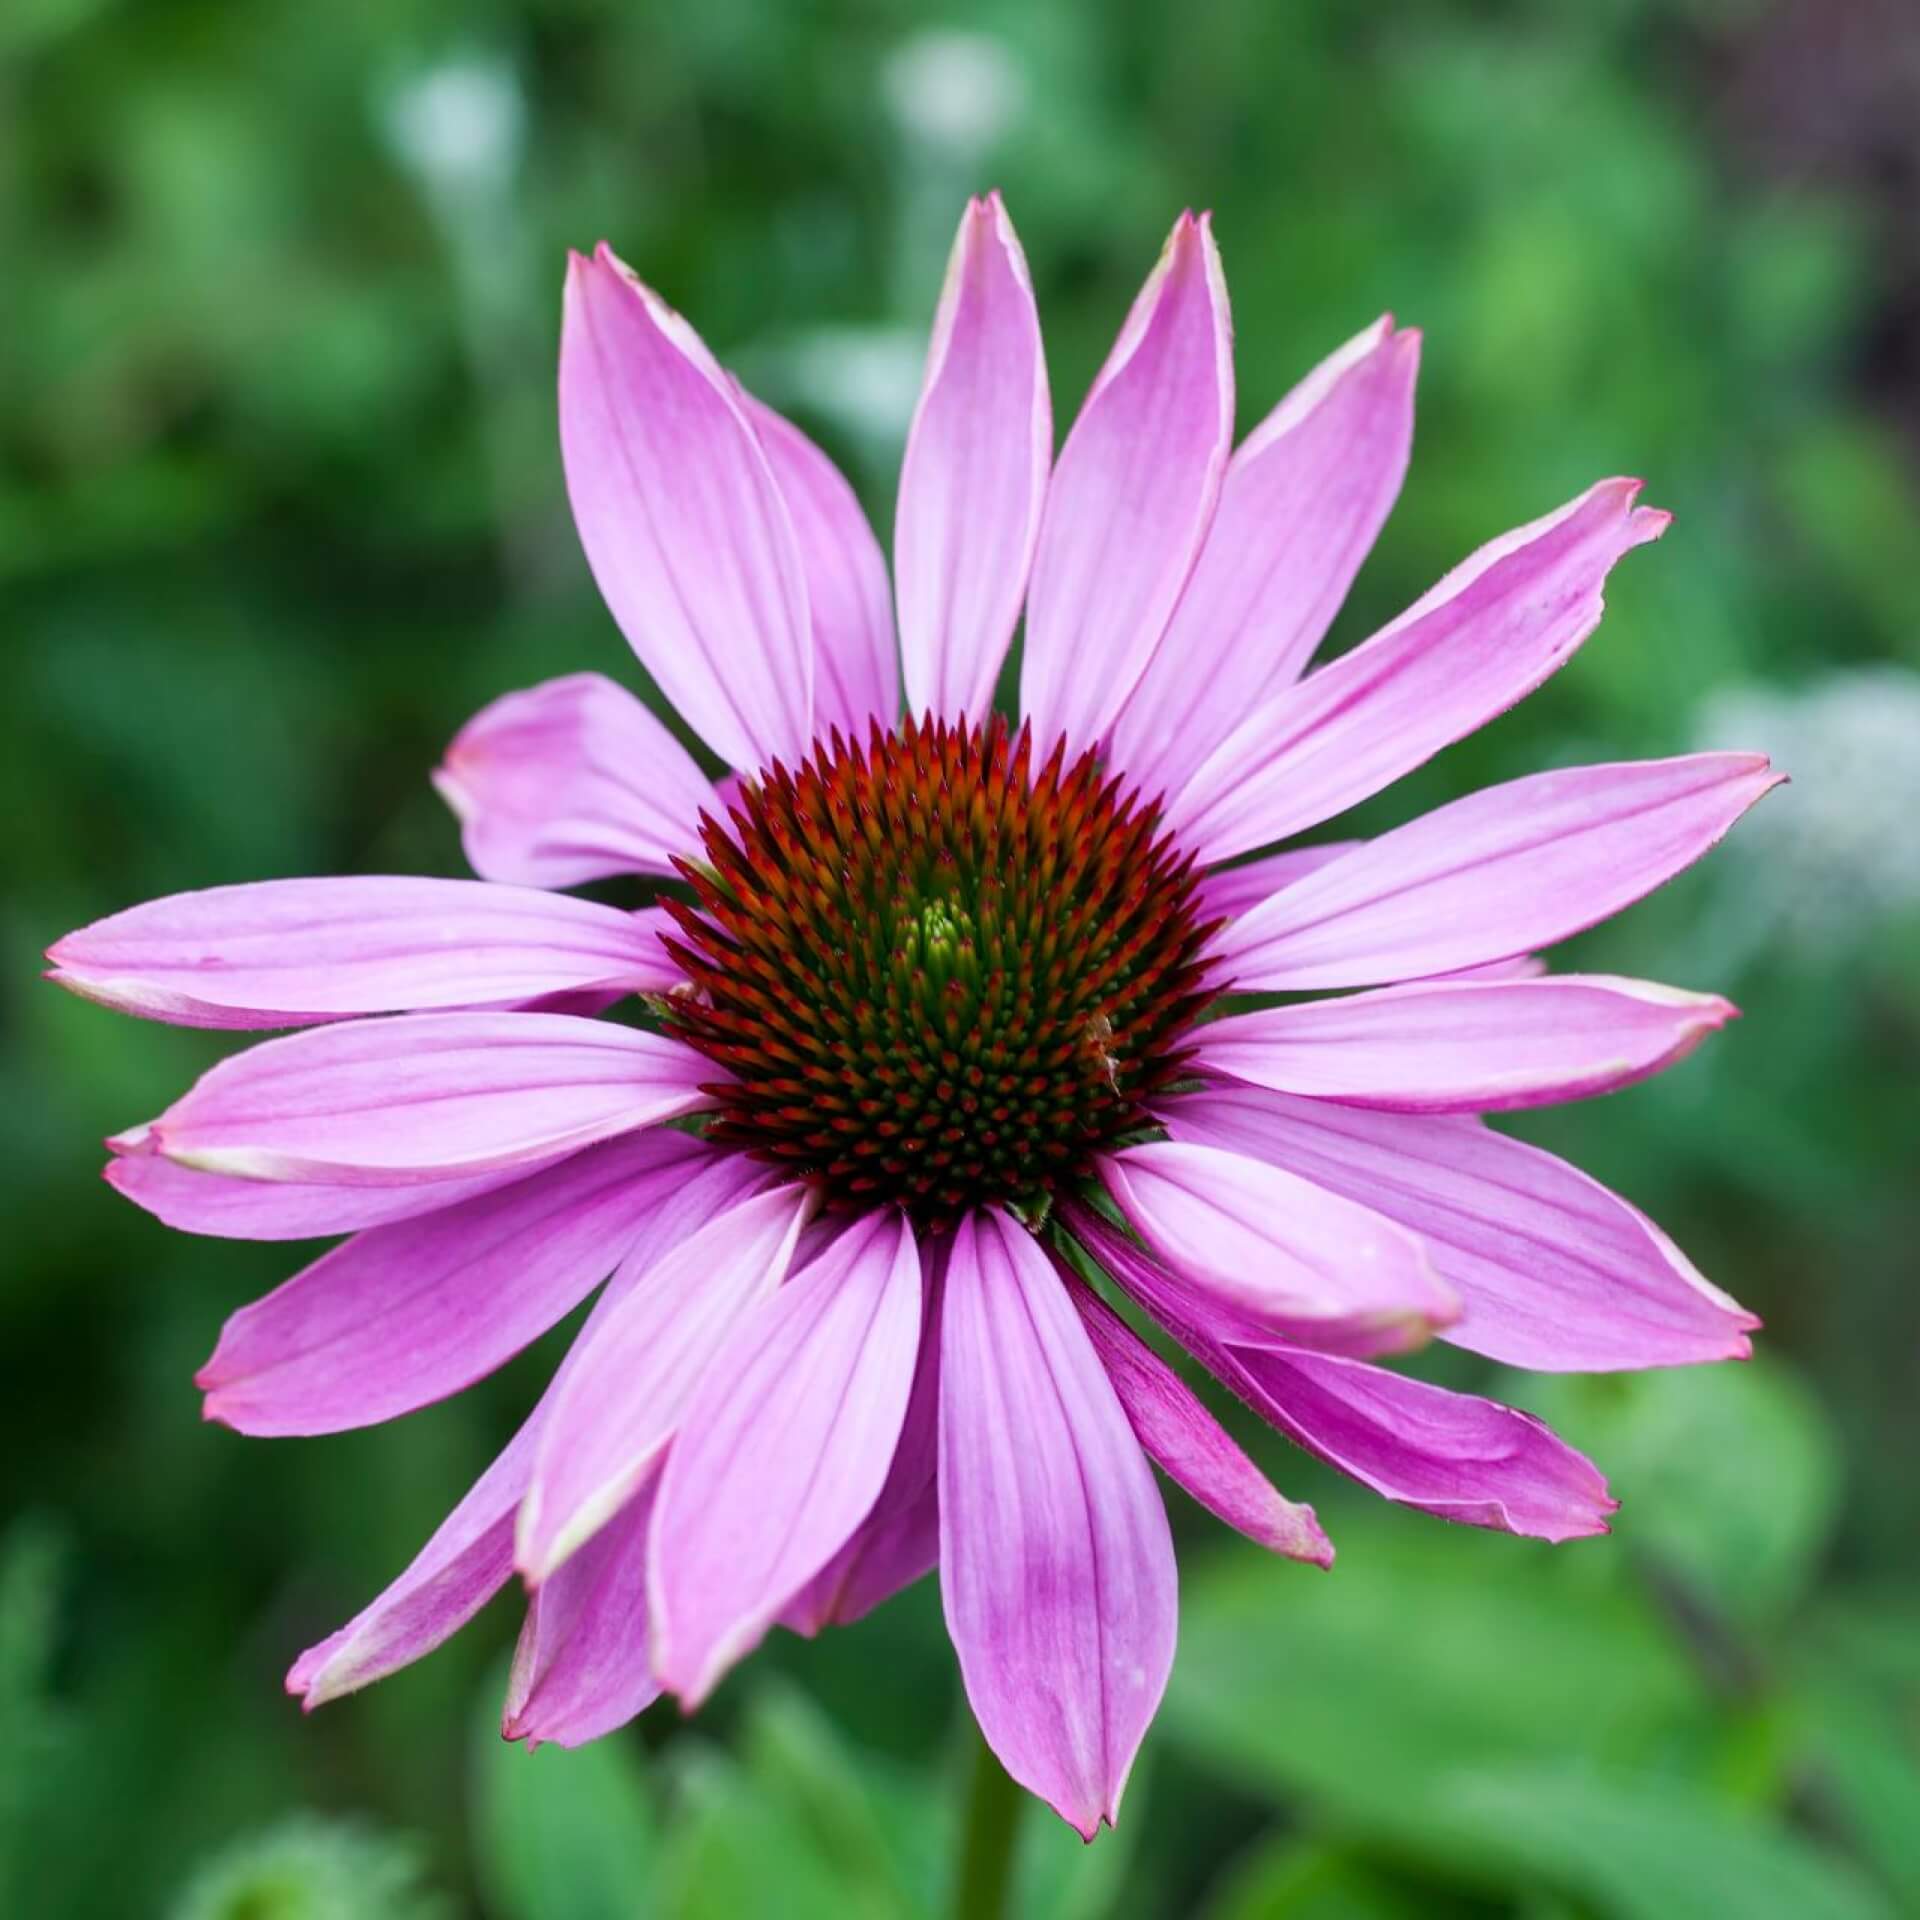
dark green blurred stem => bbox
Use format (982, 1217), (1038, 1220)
(952, 1723), (1023, 1920)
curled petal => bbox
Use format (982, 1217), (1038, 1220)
(1112, 317), (1419, 796)
(47, 877), (676, 1029)
(1098, 1140), (1457, 1357)
(113, 1012), (714, 1186)
(1170, 479), (1669, 863)
(1164, 1084), (1756, 1371)
(741, 391), (899, 738)
(435, 674), (718, 887)
(1195, 974), (1736, 1114)
(896, 192), (1051, 724)
(1020, 211), (1233, 754)
(650, 1210), (921, 1704)
(1069, 1206), (1613, 1543)
(105, 1150), (543, 1241)
(1212, 754), (1782, 991)
(561, 244), (812, 769)
(939, 1210), (1175, 1838)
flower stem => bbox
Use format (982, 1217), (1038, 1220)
(952, 1720), (1024, 1920)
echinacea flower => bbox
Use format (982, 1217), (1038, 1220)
(49, 193), (1779, 1838)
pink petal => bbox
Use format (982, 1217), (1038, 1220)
(1195, 973), (1736, 1113)
(939, 1209), (1175, 1839)
(739, 391), (899, 739)
(517, 1184), (813, 1582)
(1212, 754), (1782, 990)
(780, 1241), (946, 1636)
(1019, 211), (1233, 755)
(46, 877), (676, 1030)
(1111, 318), (1419, 797)
(1068, 1207), (1612, 1542)
(1060, 1262), (1331, 1565)
(1169, 479), (1670, 863)
(1218, 1344), (1615, 1541)
(895, 192), (1050, 725)
(503, 1473), (664, 1748)
(283, 1178), (709, 1708)
(113, 1011), (714, 1186)
(198, 1130), (741, 1436)
(1195, 841), (1360, 925)
(649, 1211), (922, 1703)
(105, 1150), (544, 1241)
(288, 1431), (529, 1710)
(434, 673), (718, 888)
(561, 244), (812, 770)
(1426, 954), (1548, 983)
(1097, 1141), (1458, 1357)
(1163, 1084), (1756, 1371)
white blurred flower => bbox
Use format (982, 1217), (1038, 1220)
(383, 57), (525, 200)
(883, 31), (1026, 159)
(750, 325), (927, 468)
(1695, 666), (1920, 954)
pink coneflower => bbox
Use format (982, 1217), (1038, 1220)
(50, 194), (1776, 1838)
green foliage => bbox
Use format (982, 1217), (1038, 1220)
(5, 0), (1919, 1915)
(167, 1816), (449, 1920)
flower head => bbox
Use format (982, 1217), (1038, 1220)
(49, 191), (1778, 1838)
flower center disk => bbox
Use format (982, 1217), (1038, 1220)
(663, 716), (1218, 1220)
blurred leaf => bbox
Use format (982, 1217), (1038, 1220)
(471, 1677), (658, 1920)
(1201, 1839), (1440, 1919)
(1424, 1768), (1894, 1920)
(1790, 1591), (1920, 1908)
(739, 1682), (928, 1918)
(1514, 1360), (1840, 1629)
(1163, 1511), (1704, 1834)
(658, 1741), (890, 1920)
(0, 1522), (65, 1913)
(168, 1814), (449, 1920)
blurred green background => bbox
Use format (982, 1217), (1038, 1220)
(5, 0), (1919, 1915)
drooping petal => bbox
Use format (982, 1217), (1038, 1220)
(1097, 1141), (1457, 1357)
(650, 1211), (921, 1703)
(434, 674), (719, 888)
(939, 1210), (1176, 1839)
(739, 391), (899, 738)
(517, 1184), (812, 1583)
(1195, 974), (1736, 1113)
(1019, 212), (1233, 755)
(198, 1130), (740, 1436)
(503, 1473), (663, 1748)
(1060, 1261), (1331, 1565)
(1169, 479), (1669, 863)
(780, 1240), (946, 1636)
(1194, 841), (1359, 925)
(282, 1180), (706, 1709)
(1163, 1084), (1756, 1371)
(1211, 754), (1782, 990)
(561, 244), (812, 770)
(46, 877), (676, 1029)
(1069, 1207), (1613, 1542)
(1111, 318), (1420, 797)
(895, 192), (1051, 725)
(113, 1012), (714, 1186)
(288, 1426), (531, 1710)
(1218, 1343), (1614, 1541)
(105, 1149), (544, 1241)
